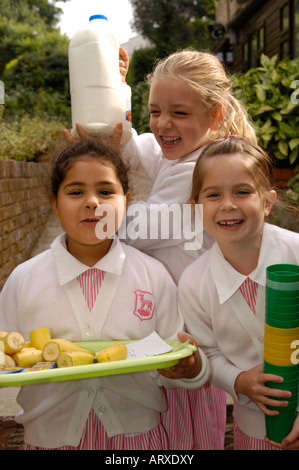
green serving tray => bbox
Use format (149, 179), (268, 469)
(0, 340), (196, 387)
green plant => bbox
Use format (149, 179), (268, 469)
(0, 108), (66, 161)
(232, 54), (299, 167)
(284, 172), (299, 205)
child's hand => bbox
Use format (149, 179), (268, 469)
(63, 123), (90, 142)
(158, 332), (202, 379)
(63, 123), (123, 153)
(265, 413), (299, 450)
(234, 364), (292, 415)
(119, 47), (129, 83)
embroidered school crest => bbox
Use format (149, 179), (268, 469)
(133, 290), (155, 321)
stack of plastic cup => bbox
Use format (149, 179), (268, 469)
(263, 264), (299, 443)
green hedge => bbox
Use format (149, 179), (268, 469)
(232, 54), (299, 168)
(0, 108), (66, 161)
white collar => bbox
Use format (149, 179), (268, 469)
(51, 234), (126, 286)
(210, 223), (283, 304)
(161, 145), (206, 165)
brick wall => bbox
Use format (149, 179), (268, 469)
(0, 418), (24, 450)
(0, 159), (52, 289)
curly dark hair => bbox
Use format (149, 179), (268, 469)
(50, 139), (129, 198)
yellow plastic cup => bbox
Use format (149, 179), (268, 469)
(264, 324), (299, 337)
(263, 347), (293, 360)
(264, 351), (294, 366)
(264, 339), (294, 352)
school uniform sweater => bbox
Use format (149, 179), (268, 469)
(178, 223), (299, 440)
(0, 234), (209, 448)
(122, 131), (214, 283)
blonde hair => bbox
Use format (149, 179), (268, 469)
(147, 49), (258, 145)
(191, 137), (275, 204)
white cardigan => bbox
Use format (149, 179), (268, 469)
(122, 131), (214, 283)
(0, 234), (209, 448)
(178, 223), (299, 440)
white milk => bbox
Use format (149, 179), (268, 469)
(68, 15), (132, 143)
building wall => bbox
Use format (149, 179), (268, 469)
(0, 159), (51, 289)
(232, 0), (294, 71)
(215, 0), (240, 24)
(121, 34), (152, 56)
(212, 0), (298, 71)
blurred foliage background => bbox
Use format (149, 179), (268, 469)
(0, 0), (70, 161)
(0, 0), (298, 178)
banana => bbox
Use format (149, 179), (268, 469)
(57, 351), (95, 368)
(50, 338), (94, 355)
(4, 354), (16, 367)
(0, 330), (25, 355)
(29, 328), (52, 350)
(13, 348), (43, 368)
(95, 342), (127, 363)
(42, 341), (61, 362)
(0, 353), (16, 367)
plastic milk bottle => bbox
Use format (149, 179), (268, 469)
(68, 14), (132, 143)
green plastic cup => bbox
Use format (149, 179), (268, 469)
(266, 291), (299, 307)
(264, 360), (298, 378)
(266, 317), (299, 328)
(265, 408), (297, 443)
(266, 305), (299, 314)
(267, 287), (299, 300)
(265, 315), (299, 326)
(267, 264), (299, 284)
(266, 297), (299, 315)
(266, 265), (299, 323)
(267, 395), (298, 408)
(266, 377), (298, 391)
(266, 312), (298, 323)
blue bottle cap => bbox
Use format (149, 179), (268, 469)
(89, 15), (108, 22)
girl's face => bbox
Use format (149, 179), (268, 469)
(52, 156), (128, 263)
(196, 154), (275, 254)
(148, 78), (217, 160)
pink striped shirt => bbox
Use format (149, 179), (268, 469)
(77, 268), (105, 311)
(239, 277), (258, 314)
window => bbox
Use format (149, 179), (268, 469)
(281, 39), (289, 58)
(242, 41), (248, 62)
(280, 2), (290, 59)
(258, 26), (264, 50)
(251, 32), (258, 67)
(281, 3), (289, 31)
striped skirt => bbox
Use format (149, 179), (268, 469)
(24, 409), (169, 450)
(161, 383), (227, 450)
(233, 423), (281, 450)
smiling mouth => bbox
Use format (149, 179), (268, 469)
(218, 219), (244, 227)
(160, 136), (181, 145)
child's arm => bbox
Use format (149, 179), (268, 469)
(234, 364), (292, 416)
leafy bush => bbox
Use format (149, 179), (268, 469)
(0, 108), (66, 161)
(232, 54), (299, 167)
